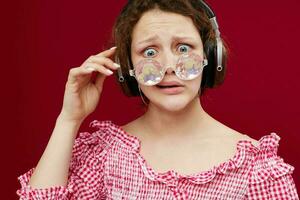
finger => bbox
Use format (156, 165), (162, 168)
(67, 62), (112, 85)
(67, 67), (93, 85)
(95, 46), (117, 58)
(85, 55), (120, 70)
(94, 72), (106, 92)
(82, 62), (114, 76)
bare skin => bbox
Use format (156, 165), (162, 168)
(121, 98), (258, 175)
(28, 8), (258, 190)
(122, 9), (258, 175)
(28, 47), (120, 188)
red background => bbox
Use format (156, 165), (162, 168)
(3, 0), (299, 199)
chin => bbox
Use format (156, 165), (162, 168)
(149, 95), (198, 113)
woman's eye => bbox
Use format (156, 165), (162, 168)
(177, 44), (191, 53)
(143, 48), (157, 57)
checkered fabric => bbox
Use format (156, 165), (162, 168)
(17, 120), (299, 199)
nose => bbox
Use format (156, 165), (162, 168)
(165, 66), (175, 74)
(162, 51), (178, 75)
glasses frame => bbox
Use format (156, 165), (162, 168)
(128, 53), (208, 86)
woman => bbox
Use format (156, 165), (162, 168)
(17, 0), (298, 199)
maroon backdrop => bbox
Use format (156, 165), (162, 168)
(3, 0), (299, 199)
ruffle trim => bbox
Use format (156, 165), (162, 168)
(71, 120), (120, 166)
(249, 156), (294, 184)
(89, 120), (140, 151)
(85, 121), (295, 185)
(249, 133), (295, 184)
(16, 168), (73, 199)
(135, 139), (249, 185)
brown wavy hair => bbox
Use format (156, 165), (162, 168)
(112, 0), (228, 97)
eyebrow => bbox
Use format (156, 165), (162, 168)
(136, 35), (159, 45)
(136, 35), (197, 46)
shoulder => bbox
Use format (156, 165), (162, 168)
(71, 120), (132, 166)
(73, 120), (117, 150)
(243, 133), (298, 199)
(202, 113), (258, 146)
(207, 118), (259, 149)
(243, 133), (295, 184)
(225, 128), (295, 185)
(69, 120), (143, 180)
(73, 120), (140, 155)
(237, 133), (259, 147)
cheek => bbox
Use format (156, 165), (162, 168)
(187, 75), (202, 92)
(139, 84), (154, 96)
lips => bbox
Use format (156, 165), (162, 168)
(157, 81), (184, 88)
(155, 81), (185, 94)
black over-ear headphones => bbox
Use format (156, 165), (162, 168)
(116, 0), (224, 94)
(198, 0), (223, 72)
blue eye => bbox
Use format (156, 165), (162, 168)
(143, 48), (157, 57)
(178, 44), (191, 53)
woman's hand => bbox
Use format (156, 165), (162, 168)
(59, 47), (120, 123)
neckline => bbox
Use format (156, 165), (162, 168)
(91, 120), (280, 185)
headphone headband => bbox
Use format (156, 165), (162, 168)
(198, 0), (215, 18)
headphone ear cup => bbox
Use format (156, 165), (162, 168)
(125, 76), (140, 96)
(125, 57), (140, 96)
(202, 40), (217, 88)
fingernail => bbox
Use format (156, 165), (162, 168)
(106, 69), (113, 75)
(110, 46), (117, 50)
(113, 63), (120, 68)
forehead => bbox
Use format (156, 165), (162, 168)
(131, 9), (201, 43)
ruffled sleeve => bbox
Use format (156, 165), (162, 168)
(16, 120), (115, 200)
(246, 133), (299, 200)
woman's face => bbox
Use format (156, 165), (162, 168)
(131, 9), (205, 112)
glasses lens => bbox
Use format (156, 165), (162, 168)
(175, 53), (204, 80)
(134, 59), (164, 86)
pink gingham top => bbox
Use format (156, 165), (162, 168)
(17, 120), (299, 199)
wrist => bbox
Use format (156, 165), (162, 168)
(56, 113), (85, 127)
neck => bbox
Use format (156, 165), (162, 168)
(140, 97), (210, 139)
